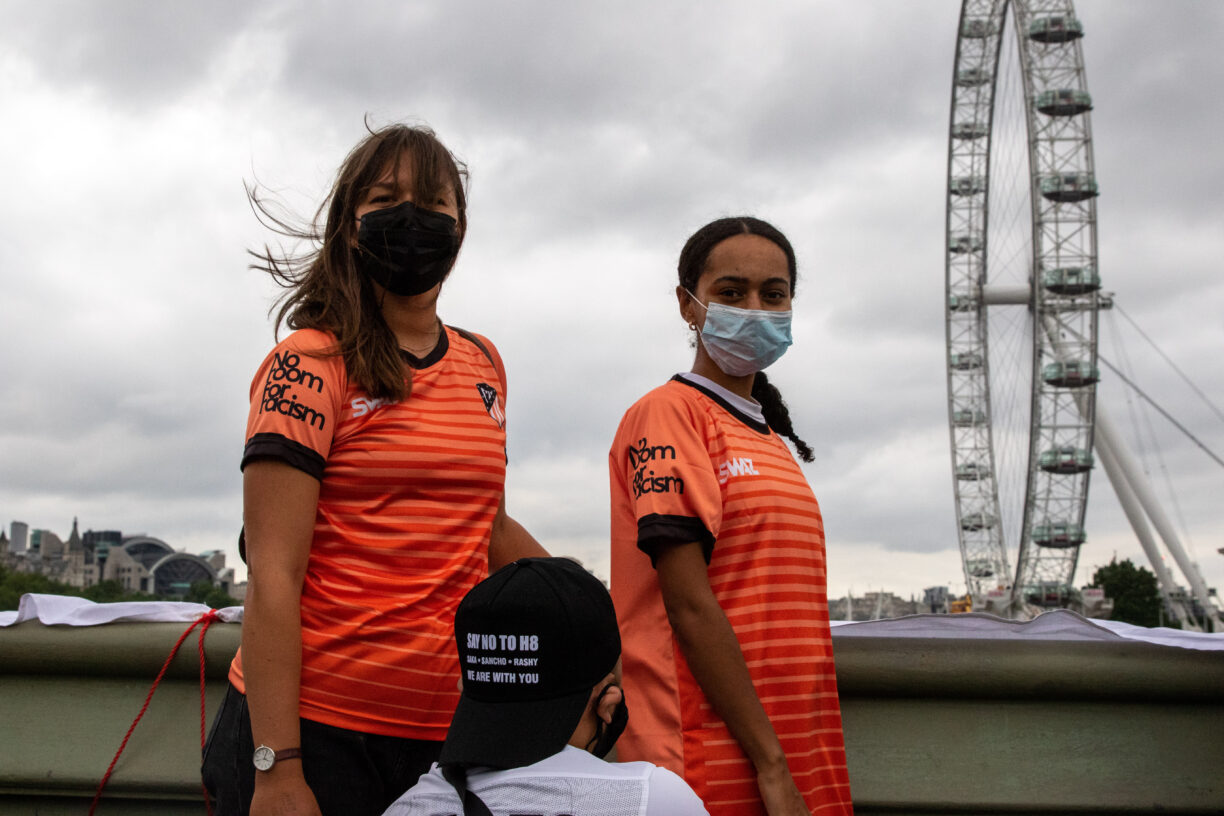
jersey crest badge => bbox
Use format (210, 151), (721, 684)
(477, 382), (506, 427)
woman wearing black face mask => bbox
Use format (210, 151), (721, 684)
(201, 123), (547, 816)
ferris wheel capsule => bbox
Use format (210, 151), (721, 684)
(956, 68), (992, 87)
(1038, 445), (1094, 475)
(1029, 14), (1084, 43)
(952, 121), (990, 140)
(1035, 88), (1093, 116)
(1042, 266), (1100, 295)
(956, 462), (992, 481)
(1031, 521), (1087, 548)
(1042, 360), (1100, 388)
(962, 17), (1000, 38)
(1040, 172), (1099, 202)
(951, 176), (988, 196)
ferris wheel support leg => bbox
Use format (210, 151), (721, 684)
(1093, 404), (1221, 632)
(1090, 413), (1196, 630)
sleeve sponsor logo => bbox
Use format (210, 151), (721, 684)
(260, 351), (326, 430)
(717, 456), (760, 484)
(629, 436), (684, 498)
(476, 382), (506, 427)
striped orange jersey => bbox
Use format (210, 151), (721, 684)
(609, 375), (853, 815)
(230, 326), (508, 740)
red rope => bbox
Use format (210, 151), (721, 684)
(90, 609), (220, 816)
(198, 611), (217, 816)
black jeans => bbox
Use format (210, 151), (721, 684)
(202, 683), (442, 816)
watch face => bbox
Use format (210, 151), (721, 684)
(253, 745), (276, 771)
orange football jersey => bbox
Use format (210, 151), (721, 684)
(610, 375), (853, 815)
(230, 326), (508, 740)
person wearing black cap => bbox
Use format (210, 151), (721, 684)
(381, 557), (708, 816)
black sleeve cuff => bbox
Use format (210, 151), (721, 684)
(241, 433), (326, 481)
(636, 513), (715, 567)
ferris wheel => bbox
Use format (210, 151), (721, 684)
(945, 0), (1101, 614)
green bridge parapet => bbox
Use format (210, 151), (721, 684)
(1, 614), (1222, 814)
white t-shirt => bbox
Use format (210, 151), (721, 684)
(675, 371), (765, 423)
(381, 745), (709, 816)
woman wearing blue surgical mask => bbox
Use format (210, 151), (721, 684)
(609, 217), (854, 816)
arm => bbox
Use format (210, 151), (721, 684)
(241, 460), (322, 816)
(479, 335), (547, 571)
(488, 493), (548, 571)
(655, 541), (809, 816)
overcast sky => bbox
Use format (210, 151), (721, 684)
(2, 0), (1221, 605)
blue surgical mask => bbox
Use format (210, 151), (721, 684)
(687, 290), (793, 376)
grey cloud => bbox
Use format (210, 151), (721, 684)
(4, 0), (260, 108)
(2, 0), (1221, 598)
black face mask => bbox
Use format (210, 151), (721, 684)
(355, 200), (460, 296)
(585, 684), (629, 759)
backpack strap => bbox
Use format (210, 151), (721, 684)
(446, 324), (509, 465)
(447, 325), (495, 368)
(440, 764), (496, 816)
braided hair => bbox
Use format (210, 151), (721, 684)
(678, 217), (815, 463)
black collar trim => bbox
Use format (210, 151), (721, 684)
(670, 374), (771, 434)
(399, 324), (449, 369)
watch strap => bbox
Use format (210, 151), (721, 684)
(274, 747), (302, 763)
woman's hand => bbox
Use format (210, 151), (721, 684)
(250, 768), (323, 816)
(757, 761), (810, 816)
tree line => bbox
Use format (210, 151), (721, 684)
(1091, 557), (1174, 629)
(2, 560), (1168, 626)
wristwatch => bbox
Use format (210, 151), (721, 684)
(252, 744), (302, 772)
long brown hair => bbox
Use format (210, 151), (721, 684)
(249, 122), (469, 402)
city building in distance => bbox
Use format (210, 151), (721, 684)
(1, 518), (244, 601)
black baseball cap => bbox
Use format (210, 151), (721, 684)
(438, 557), (621, 769)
